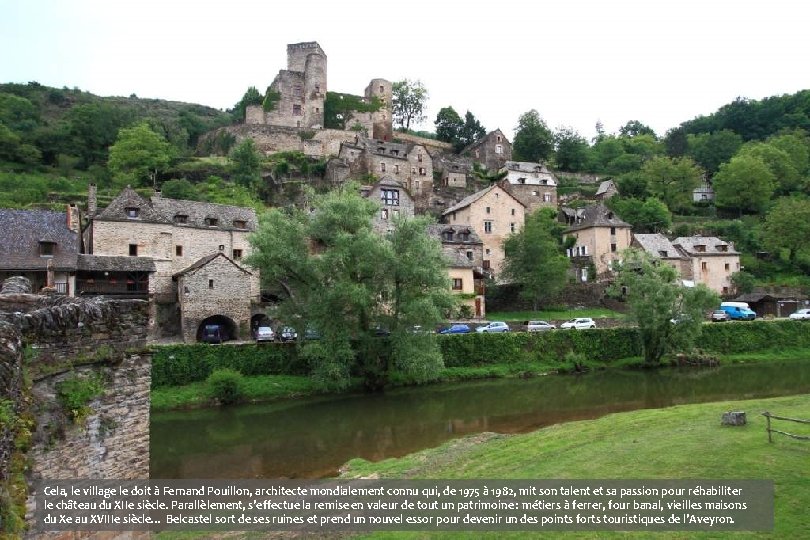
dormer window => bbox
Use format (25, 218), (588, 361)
(39, 241), (55, 257)
(381, 189), (399, 206)
(606, 212), (614, 220)
(442, 231), (454, 241)
(174, 214), (188, 224)
(717, 244), (728, 252)
(233, 220), (247, 230)
(695, 244), (706, 253)
(206, 217), (219, 227)
(125, 207), (140, 219)
(659, 250), (668, 258)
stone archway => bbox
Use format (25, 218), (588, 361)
(196, 314), (237, 343)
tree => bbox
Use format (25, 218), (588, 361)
(713, 154), (776, 216)
(160, 178), (199, 200)
(610, 249), (719, 365)
(108, 122), (173, 187)
(553, 126), (590, 172)
(619, 120), (657, 138)
(737, 141), (801, 195)
(686, 130), (742, 174)
(231, 86), (263, 122)
(641, 156), (703, 213)
(664, 126), (688, 157)
(615, 171), (649, 199)
(66, 103), (134, 167)
(392, 79), (428, 130)
(502, 208), (570, 310)
(229, 138), (262, 188)
(607, 197), (672, 233)
(434, 106), (463, 146)
(458, 110), (486, 150)
(513, 110), (553, 162)
(471, 162), (507, 184)
(761, 197), (810, 262)
(246, 186), (454, 391)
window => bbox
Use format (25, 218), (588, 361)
(510, 222), (516, 232)
(381, 189), (399, 206)
(581, 268), (588, 282)
(475, 150), (480, 158)
(659, 250), (668, 257)
(380, 162), (386, 173)
(39, 241), (55, 256)
(125, 207), (139, 219)
(233, 249), (243, 260)
(293, 104), (302, 116)
(466, 251), (473, 260)
(233, 220), (247, 229)
(379, 84), (384, 93)
(543, 193), (552, 202)
(129, 244), (138, 256)
(695, 245), (706, 253)
(293, 86), (303, 97)
(218, 245), (225, 251)
(511, 208), (515, 216)
(497, 135), (502, 143)
(532, 190), (539, 196)
(483, 260), (491, 269)
(394, 164), (399, 174)
(485, 248), (491, 255)
(484, 221), (493, 233)
(701, 261), (708, 270)
(495, 144), (503, 155)
(722, 287), (729, 295)
(315, 84), (320, 93)
(611, 243), (617, 253)
(486, 206), (491, 214)
(419, 168), (426, 176)
(381, 208), (389, 220)
(174, 214), (188, 224)
(452, 278), (463, 291)
(442, 231), (453, 241)
(411, 166), (416, 174)
(208, 279), (214, 289)
(176, 245), (183, 257)
(315, 107), (320, 113)
(205, 217), (219, 227)
(392, 208), (399, 218)
(418, 153), (423, 163)
(725, 263), (730, 271)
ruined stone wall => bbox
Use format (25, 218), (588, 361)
(214, 125), (356, 158)
(0, 321), (22, 488)
(393, 132), (453, 153)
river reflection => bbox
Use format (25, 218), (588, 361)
(151, 362), (810, 479)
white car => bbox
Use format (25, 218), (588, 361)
(789, 309), (810, 320)
(255, 326), (275, 342)
(476, 321), (510, 333)
(525, 320), (555, 332)
(560, 318), (596, 330)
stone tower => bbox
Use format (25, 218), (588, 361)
(365, 78), (393, 141)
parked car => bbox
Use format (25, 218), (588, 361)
(439, 324), (471, 334)
(278, 326), (298, 342)
(789, 308), (810, 320)
(304, 326), (322, 340)
(710, 309), (730, 322)
(255, 326), (275, 343)
(476, 321), (510, 333)
(720, 301), (756, 321)
(525, 320), (555, 332)
(560, 318), (596, 330)
(200, 324), (227, 344)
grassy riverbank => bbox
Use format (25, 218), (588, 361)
(342, 393), (810, 539)
(150, 347), (810, 411)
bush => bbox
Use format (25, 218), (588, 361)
(56, 373), (105, 423)
(206, 369), (245, 405)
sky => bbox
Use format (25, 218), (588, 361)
(2, 0), (809, 140)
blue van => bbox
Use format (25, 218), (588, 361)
(719, 302), (756, 321)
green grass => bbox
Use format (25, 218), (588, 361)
(342, 394), (810, 539)
(486, 308), (626, 322)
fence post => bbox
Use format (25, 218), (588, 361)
(764, 411), (772, 443)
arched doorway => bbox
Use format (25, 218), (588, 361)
(196, 315), (237, 343)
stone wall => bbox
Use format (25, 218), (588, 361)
(392, 132), (453, 153)
(210, 125), (359, 159)
(0, 321), (23, 489)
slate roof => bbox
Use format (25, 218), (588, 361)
(172, 252), (252, 278)
(77, 255), (156, 273)
(633, 234), (685, 259)
(442, 184), (525, 216)
(503, 161), (551, 174)
(564, 203), (631, 232)
(673, 236), (739, 256)
(596, 180), (617, 196)
(445, 250), (476, 269)
(95, 187), (257, 231)
(426, 224), (483, 245)
(362, 138), (413, 159)
(0, 209), (79, 271)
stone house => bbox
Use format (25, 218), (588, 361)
(436, 157), (473, 189)
(427, 224), (486, 318)
(174, 252), (254, 343)
(595, 180), (619, 200)
(86, 185), (260, 340)
(500, 161), (558, 213)
(361, 176), (415, 234)
(693, 180), (715, 203)
(631, 233), (693, 283)
(672, 236), (740, 295)
(442, 184), (525, 277)
(563, 203), (632, 282)
(0, 207), (80, 295)
(462, 129), (511, 172)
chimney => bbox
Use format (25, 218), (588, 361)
(88, 183), (97, 216)
(66, 203), (80, 233)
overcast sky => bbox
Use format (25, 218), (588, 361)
(2, 0), (809, 140)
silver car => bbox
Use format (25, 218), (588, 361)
(560, 318), (596, 330)
(476, 321), (510, 333)
(525, 320), (555, 331)
(789, 309), (810, 320)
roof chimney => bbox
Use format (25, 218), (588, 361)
(88, 183), (97, 216)
(66, 203), (80, 233)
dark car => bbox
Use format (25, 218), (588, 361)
(200, 324), (227, 344)
(279, 326), (298, 342)
(439, 324), (471, 334)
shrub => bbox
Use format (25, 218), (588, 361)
(56, 373), (105, 423)
(206, 369), (245, 405)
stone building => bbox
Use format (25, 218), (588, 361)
(361, 176), (415, 234)
(563, 203), (632, 282)
(500, 161), (558, 213)
(673, 236), (740, 295)
(462, 129), (511, 172)
(632, 233), (693, 282)
(442, 184), (525, 277)
(595, 179), (619, 200)
(436, 157), (473, 188)
(693, 180), (715, 203)
(427, 224), (486, 318)
(0, 207), (80, 295)
(86, 185), (261, 340)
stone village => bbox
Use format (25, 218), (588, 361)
(0, 42), (755, 344)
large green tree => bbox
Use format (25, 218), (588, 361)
(619, 120), (657, 138)
(713, 154), (776, 216)
(611, 249), (719, 365)
(231, 86), (264, 122)
(641, 156), (703, 213)
(502, 208), (569, 310)
(108, 122), (173, 187)
(246, 186), (454, 391)
(392, 79), (428, 131)
(512, 110), (553, 162)
(553, 126), (590, 172)
(607, 197), (672, 233)
(458, 110), (486, 150)
(434, 106), (463, 146)
(229, 138), (262, 188)
(761, 197), (810, 262)
(737, 141), (801, 195)
(686, 130), (742, 174)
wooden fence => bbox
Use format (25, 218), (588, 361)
(762, 411), (810, 443)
